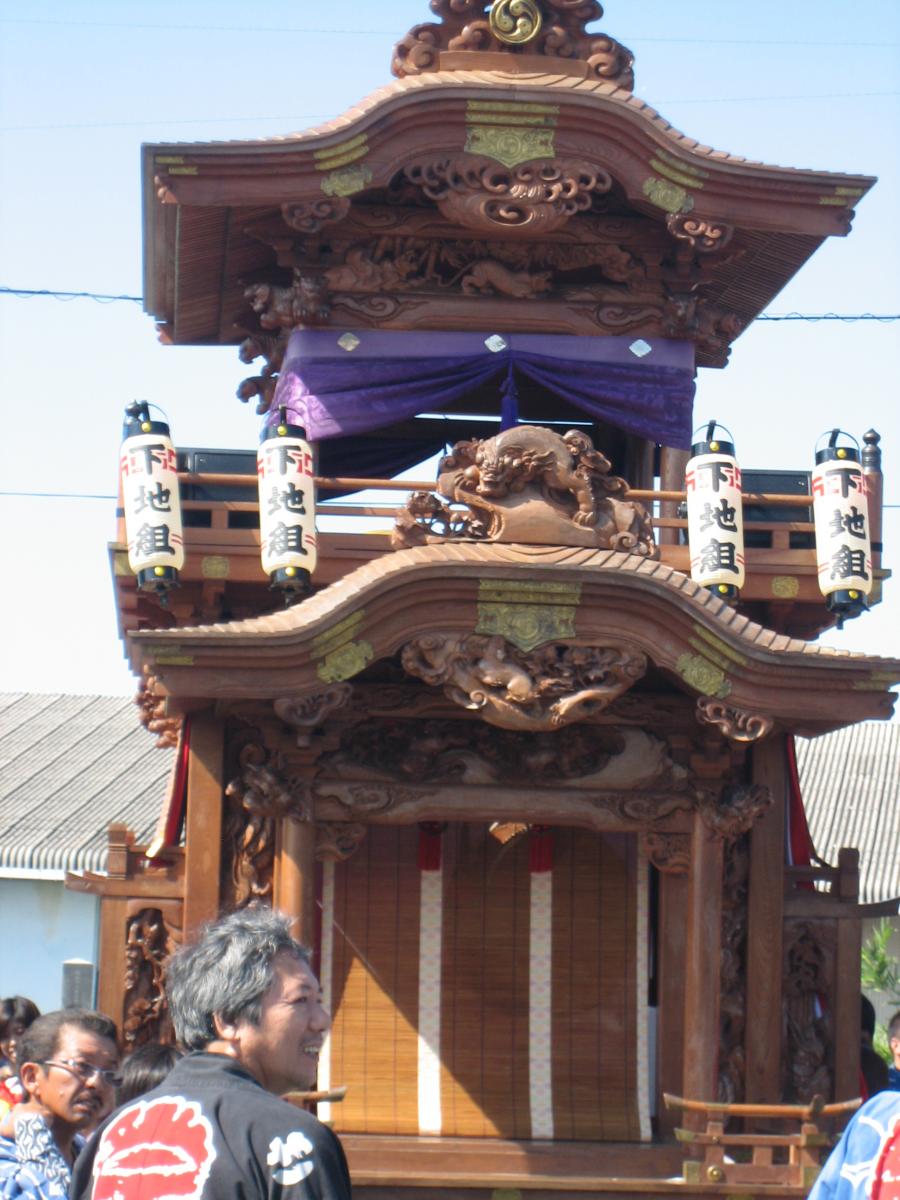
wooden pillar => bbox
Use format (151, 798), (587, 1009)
(658, 445), (690, 546)
(682, 813), (723, 1110)
(96, 896), (128, 1029)
(745, 736), (786, 1102)
(834, 849), (862, 1103)
(275, 819), (317, 949)
(182, 709), (224, 940)
(657, 869), (688, 1137)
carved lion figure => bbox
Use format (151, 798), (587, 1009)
(460, 260), (552, 298)
(422, 425), (656, 554)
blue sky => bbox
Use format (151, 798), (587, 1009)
(0, 0), (898, 698)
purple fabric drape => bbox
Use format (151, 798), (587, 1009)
(271, 330), (695, 449)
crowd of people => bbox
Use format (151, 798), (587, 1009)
(0, 909), (350, 1200)
(1, 911), (898, 1199)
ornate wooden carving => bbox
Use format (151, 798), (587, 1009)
(695, 782), (772, 841)
(643, 832), (689, 875)
(782, 920), (834, 1102)
(236, 331), (288, 415)
(718, 836), (750, 1104)
(391, 1), (634, 89)
(122, 902), (182, 1048)
(314, 821), (367, 862)
(221, 727), (309, 909)
(314, 719), (689, 802)
(281, 197), (351, 235)
(404, 156), (613, 236)
(394, 425), (656, 553)
(695, 698), (774, 743)
(401, 633), (648, 730)
(274, 684), (353, 746)
(135, 669), (180, 748)
(666, 214), (734, 253)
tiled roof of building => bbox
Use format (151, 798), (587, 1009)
(796, 723), (900, 905)
(0, 693), (173, 875)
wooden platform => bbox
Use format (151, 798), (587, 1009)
(341, 1135), (814, 1197)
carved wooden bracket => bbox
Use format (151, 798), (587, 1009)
(314, 821), (367, 862)
(391, 0), (634, 88)
(694, 782), (772, 841)
(225, 738), (309, 822)
(281, 197), (351, 235)
(404, 155), (613, 236)
(666, 214), (734, 253)
(393, 425), (657, 554)
(122, 902), (182, 1048)
(274, 684), (353, 746)
(642, 832), (690, 875)
(401, 632), (648, 730)
(135, 669), (181, 749)
(695, 697), (774, 743)
(236, 330), (288, 416)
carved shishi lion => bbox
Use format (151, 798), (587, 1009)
(393, 425), (657, 555)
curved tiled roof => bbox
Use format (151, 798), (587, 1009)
(0, 693), (173, 875)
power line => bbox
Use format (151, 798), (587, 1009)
(0, 18), (896, 47)
(2, 287), (898, 323)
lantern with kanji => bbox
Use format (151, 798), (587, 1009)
(685, 421), (745, 600)
(812, 429), (871, 621)
(257, 411), (317, 594)
(119, 401), (184, 594)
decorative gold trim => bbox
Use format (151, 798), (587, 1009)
(465, 126), (556, 168)
(320, 164), (372, 197)
(314, 134), (368, 164)
(468, 101), (559, 117)
(642, 176), (693, 213)
(691, 626), (748, 667)
(771, 575), (800, 599)
(648, 157), (705, 191)
(167, 166), (198, 176)
(676, 652), (730, 697)
(201, 555), (230, 580)
(317, 640), (374, 683)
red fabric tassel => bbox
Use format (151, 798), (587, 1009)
(417, 822), (445, 871)
(529, 824), (553, 873)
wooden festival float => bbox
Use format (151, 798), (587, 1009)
(70, 3), (900, 1196)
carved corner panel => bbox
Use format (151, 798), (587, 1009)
(401, 632), (648, 730)
(694, 782), (772, 842)
(782, 920), (835, 1102)
(718, 835), (750, 1104)
(393, 425), (657, 554)
(274, 684), (353, 747)
(122, 900), (183, 1049)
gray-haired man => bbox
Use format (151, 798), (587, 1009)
(72, 908), (351, 1200)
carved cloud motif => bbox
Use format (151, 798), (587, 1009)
(400, 632), (648, 730)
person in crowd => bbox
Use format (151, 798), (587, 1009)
(0, 1010), (118, 1200)
(0, 1000), (41, 1120)
(861, 995), (889, 1098)
(808, 1088), (900, 1199)
(885, 1009), (900, 1091)
(115, 1041), (182, 1107)
(73, 907), (351, 1200)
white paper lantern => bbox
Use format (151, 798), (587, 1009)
(119, 403), (184, 593)
(812, 430), (871, 620)
(258, 417), (317, 594)
(685, 422), (745, 599)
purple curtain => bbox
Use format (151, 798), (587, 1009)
(271, 330), (695, 449)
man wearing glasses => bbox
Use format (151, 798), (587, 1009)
(0, 1009), (119, 1199)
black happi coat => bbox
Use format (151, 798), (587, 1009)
(70, 1052), (351, 1200)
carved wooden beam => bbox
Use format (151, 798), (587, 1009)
(696, 697), (774, 743)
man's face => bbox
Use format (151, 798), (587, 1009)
(20, 1025), (118, 1132)
(891, 1034), (900, 1068)
(234, 953), (329, 1095)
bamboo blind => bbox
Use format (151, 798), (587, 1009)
(325, 824), (641, 1140)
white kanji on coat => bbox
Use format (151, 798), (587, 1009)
(266, 1131), (315, 1185)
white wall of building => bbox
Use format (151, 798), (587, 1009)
(0, 877), (99, 1013)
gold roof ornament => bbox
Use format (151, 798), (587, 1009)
(489, 0), (543, 45)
